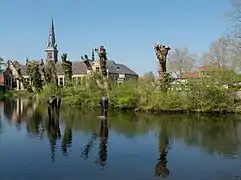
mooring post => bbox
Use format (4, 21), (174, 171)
(100, 95), (108, 117)
(47, 95), (62, 122)
(47, 104), (52, 122)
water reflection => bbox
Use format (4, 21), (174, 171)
(1, 99), (241, 179)
(3, 99), (241, 159)
(155, 126), (169, 178)
(81, 119), (109, 167)
(61, 121), (72, 156)
(47, 104), (61, 162)
(4, 99), (32, 124)
(96, 119), (108, 166)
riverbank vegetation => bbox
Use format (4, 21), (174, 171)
(0, 89), (30, 100)
(0, 90), (13, 100)
(34, 68), (241, 114)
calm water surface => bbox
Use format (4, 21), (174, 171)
(1, 99), (241, 180)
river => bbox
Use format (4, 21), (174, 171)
(0, 99), (241, 180)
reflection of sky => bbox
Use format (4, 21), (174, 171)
(0, 120), (241, 179)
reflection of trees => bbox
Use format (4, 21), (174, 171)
(26, 106), (45, 136)
(169, 115), (241, 156)
(61, 122), (73, 156)
(95, 119), (108, 166)
(61, 107), (241, 157)
(154, 125), (169, 178)
(3, 101), (241, 163)
(81, 119), (109, 167)
(46, 103), (61, 162)
(25, 100), (74, 161)
(109, 112), (149, 138)
(140, 114), (241, 157)
(81, 134), (98, 159)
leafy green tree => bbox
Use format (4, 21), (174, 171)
(61, 53), (72, 85)
(26, 61), (43, 92)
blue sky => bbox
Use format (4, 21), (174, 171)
(0, 0), (232, 75)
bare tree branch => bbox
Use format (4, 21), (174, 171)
(200, 35), (241, 69)
(167, 48), (196, 76)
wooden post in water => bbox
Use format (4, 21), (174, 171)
(99, 95), (108, 118)
(47, 96), (61, 122)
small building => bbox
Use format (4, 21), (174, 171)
(3, 18), (138, 90)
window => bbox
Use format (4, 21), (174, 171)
(59, 78), (63, 86)
(26, 78), (29, 85)
(48, 53), (52, 59)
(96, 67), (100, 72)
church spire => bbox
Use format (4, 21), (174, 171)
(47, 17), (57, 49)
(92, 48), (95, 61)
(45, 17), (58, 62)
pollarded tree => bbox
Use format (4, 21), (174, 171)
(61, 53), (73, 84)
(153, 43), (171, 91)
(81, 46), (109, 94)
(167, 47), (196, 76)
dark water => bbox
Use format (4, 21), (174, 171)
(1, 99), (241, 180)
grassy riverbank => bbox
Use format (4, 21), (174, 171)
(0, 90), (13, 100)
(0, 90), (30, 100)
(35, 74), (241, 114)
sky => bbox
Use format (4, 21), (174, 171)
(0, 0), (233, 76)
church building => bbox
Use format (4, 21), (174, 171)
(3, 18), (138, 90)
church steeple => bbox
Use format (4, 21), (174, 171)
(47, 17), (56, 49)
(91, 49), (95, 61)
(45, 17), (58, 62)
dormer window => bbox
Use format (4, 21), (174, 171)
(117, 67), (119, 70)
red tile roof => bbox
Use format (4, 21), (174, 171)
(0, 74), (4, 85)
(180, 72), (200, 79)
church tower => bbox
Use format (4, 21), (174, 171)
(45, 18), (58, 62)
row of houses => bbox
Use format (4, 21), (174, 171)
(2, 59), (138, 90)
